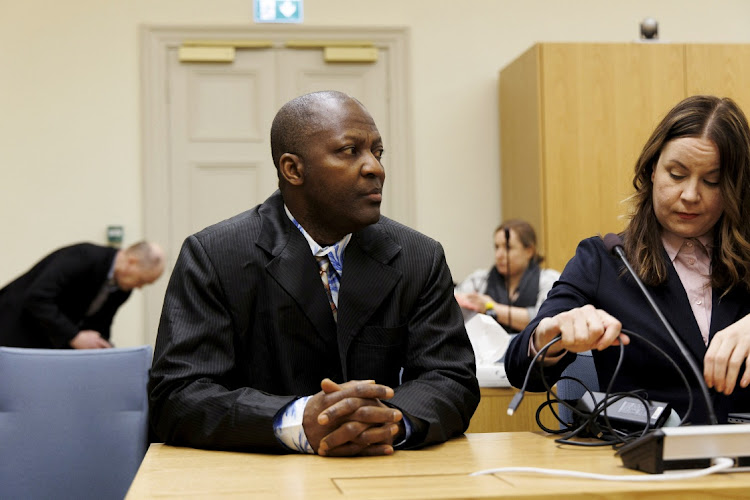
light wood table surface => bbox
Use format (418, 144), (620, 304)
(126, 432), (750, 499)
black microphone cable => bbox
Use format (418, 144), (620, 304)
(534, 342), (630, 444)
(537, 340), (653, 447)
(506, 334), (562, 416)
(509, 328), (695, 449)
(543, 330), (693, 439)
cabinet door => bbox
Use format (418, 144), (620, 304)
(686, 44), (750, 115)
(539, 43), (684, 271)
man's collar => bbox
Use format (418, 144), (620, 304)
(284, 205), (351, 271)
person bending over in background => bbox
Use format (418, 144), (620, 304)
(148, 90), (479, 457)
(455, 220), (560, 333)
(504, 95), (750, 424)
(0, 241), (164, 349)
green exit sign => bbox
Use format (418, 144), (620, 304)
(254, 0), (303, 23)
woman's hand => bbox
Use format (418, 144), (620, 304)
(533, 304), (628, 356)
(704, 314), (750, 395)
(454, 292), (494, 312)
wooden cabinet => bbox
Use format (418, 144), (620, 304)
(500, 43), (750, 272)
(686, 44), (750, 113)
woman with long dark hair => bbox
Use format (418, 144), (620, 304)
(504, 95), (750, 424)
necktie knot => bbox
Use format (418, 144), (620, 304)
(316, 255), (329, 273)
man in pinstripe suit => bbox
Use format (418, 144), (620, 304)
(149, 91), (479, 457)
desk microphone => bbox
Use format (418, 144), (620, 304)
(602, 233), (717, 425)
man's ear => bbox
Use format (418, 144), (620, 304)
(279, 153), (304, 186)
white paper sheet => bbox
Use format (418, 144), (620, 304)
(464, 313), (512, 387)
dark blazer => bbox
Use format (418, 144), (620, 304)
(0, 243), (129, 348)
(505, 236), (750, 425)
(149, 191), (480, 452)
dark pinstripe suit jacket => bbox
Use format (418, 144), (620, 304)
(0, 243), (129, 348)
(149, 191), (479, 452)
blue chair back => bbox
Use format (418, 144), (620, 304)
(0, 346), (151, 500)
(556, 350), (598, 427)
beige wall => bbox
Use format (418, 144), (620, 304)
(2, 0), (750, 346)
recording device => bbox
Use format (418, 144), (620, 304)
(575, 391), (672, 433)
(602, 233), (750, 474)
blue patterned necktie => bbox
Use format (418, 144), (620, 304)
(316, 255), (338, 322)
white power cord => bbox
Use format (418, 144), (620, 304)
(470, 457), (735, 482)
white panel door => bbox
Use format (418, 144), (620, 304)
(167, 47), (279, 247)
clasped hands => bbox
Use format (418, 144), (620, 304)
(303, 378), (404, 457)
(534, 304), (750, 396)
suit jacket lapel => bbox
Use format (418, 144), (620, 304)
(709, 287), (742, 342)
(337, 224), (402, 369)
(256, 192), (336, 341)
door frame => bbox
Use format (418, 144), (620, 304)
(140, 25), (413, 345)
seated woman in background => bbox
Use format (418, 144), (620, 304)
(455, 220), (560, 333)
(504, 95), (750, 425)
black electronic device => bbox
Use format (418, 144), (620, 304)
(575, 391), (672, 432)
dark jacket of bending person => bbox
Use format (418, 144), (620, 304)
(0, 241), (165, 349)
(505, 95), (750, 425)
(455, 220), (560, 333)
(148, 90), (480, 457)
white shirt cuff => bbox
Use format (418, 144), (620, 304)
(273, 396), (314, 454)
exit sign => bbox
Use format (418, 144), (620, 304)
(254, 0), (303, 23)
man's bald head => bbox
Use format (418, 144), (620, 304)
(270, 90), (360, 172)
(115, 241), (165, 291)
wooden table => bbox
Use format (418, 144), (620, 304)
(126, 432), (750, 499)
(467, 387), (559, 433)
